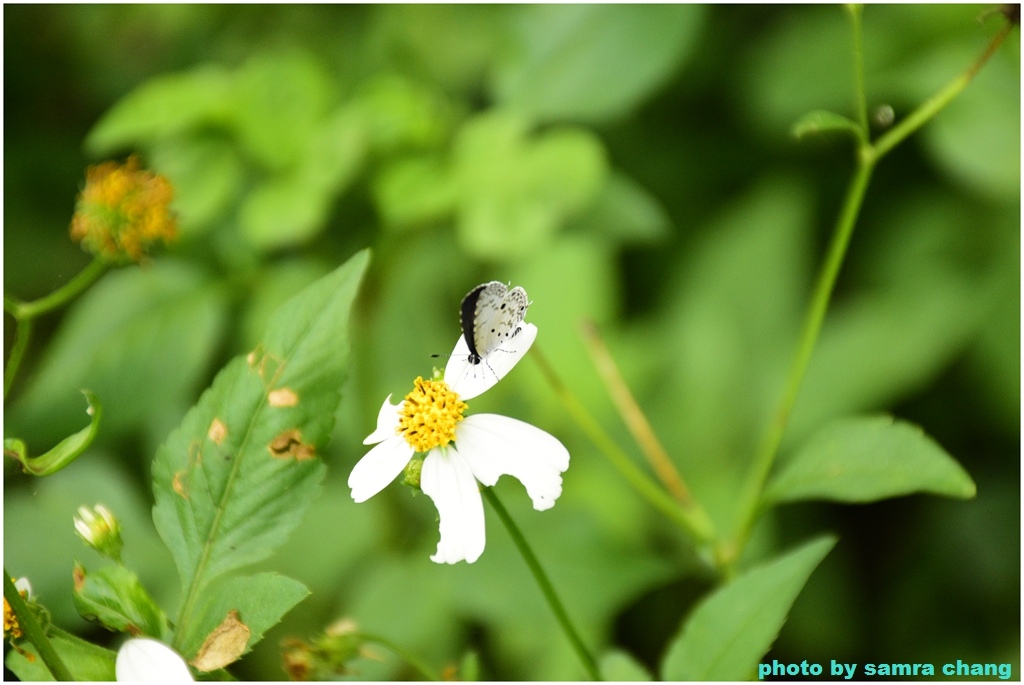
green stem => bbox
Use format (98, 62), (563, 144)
(4, 316), (33, 400)
(530, 347), (716, 546)
(872, 21), (1012, 162)
(728, 15), (1014, 568)
(731, 160), (874, 557)
(481, 488), (602, 681)
(848, 5), (870, 132)
(4, 258), (107, 399)
(4, 570), (74, 681)
(355, 632), (441, 681)
(5, 258), (107, 320)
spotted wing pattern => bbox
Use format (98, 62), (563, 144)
(459, 281), (529, 364)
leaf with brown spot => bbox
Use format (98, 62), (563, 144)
(208, 418), (228, 444)
(268, 429), (316, 460)
(192, 610), (251, 672)
(268, 387), (299, 407)
(151, 250), (368, 653)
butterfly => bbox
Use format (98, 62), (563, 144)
(443, 281), (537, 400)
(460, 281), (529, 364)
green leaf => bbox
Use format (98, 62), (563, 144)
(661, 536), (836, 681)
(6, 390), (101, 476)
(569, 172), (672, 245)
(8, 261), (227, 448)
(374, 155), (457, 229)
(5, 631), (116, 681)
(452, 111), (608, 260)
(85, 65), (234, 154)
(600, 649), (653, 681)
(231, 51), (335, 171)
(791, 109), (862, 140)
(152, 250), (369, 635)
(177, 573), (309, 669)
(150, 138), (245, 237)
(492, 5), (705, 123)
(765, 415), (976, 505)
(72, 562), (170, 640)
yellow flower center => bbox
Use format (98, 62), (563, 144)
(397, 377), (467, 453)
(4, 596), (21, 640)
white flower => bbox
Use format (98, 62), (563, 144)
(348, 326), (568, 564)
(116, 638), (193, 682)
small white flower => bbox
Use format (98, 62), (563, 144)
(349, 327), (568, 564)
(13, 577), (32, 598)
(116, 638), (193, 681)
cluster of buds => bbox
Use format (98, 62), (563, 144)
(69, 155), (177, 263)
(282, 619), (365, 681)
(74, 504), (123, 561)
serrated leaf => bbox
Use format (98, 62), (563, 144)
(791, 109), (862, 140)
(152, 250), (369, 619)
(6, 390), (101, 476)
(177, 573), (309, 668)
(661, 536), (836, 681)
(72, 563), (170, 641)
(765, 415), (976, 505)
(85, 65), (234, 154)
(5, 631), (116, 681)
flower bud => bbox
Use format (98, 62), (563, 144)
(74, 504), (124, 561)
(69, 156), (177, 263)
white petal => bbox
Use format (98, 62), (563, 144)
(348, 438), (414, 503)
(420, 448), (486, 564)
(455, 414), (569, 511)
(116, 638), (193, 682)
(445, 323), (538, 401)
(13, 577), (31, 598)
(363, 394), (402, 445)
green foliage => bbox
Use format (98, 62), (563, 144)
(5, 390), (101, 476)
(72, 563), (170, 641)
(661, 536), (837, 680)
(151, 250), (368, 662)
(766, 415), (976, 504)
(6, 632), (116, 681)
(3, 4), (1017, 681)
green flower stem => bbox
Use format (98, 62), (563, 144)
(4, 258), (107, 399)
(530, 346), (716, 546)
(5, 257), (106, 320)
(482, 487), (601, 681)
(728, 15), (1014, 567)
(4, 570), (74, 681)
(355, 632), (441, 681)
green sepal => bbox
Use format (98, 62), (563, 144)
(72, 562), (170, 641)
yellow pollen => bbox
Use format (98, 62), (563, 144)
(4, 596), (21, 640)
(397, 377), (467, 453)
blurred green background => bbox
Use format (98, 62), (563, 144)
(4, 4), (1019, 680)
